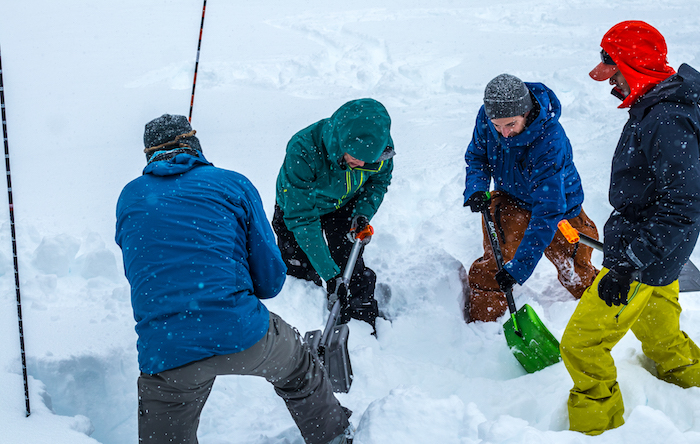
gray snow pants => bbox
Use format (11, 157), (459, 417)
(137, 312), (350, 444)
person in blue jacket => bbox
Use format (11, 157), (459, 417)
(115, 115), (352, 444)
(561, 21), (700, 435)
(463, 74), (599, 322)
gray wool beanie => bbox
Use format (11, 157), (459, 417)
(143, 114), (201, 158)
(483, 74), (533, 119)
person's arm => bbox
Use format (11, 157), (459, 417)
(244, 181), (287, 299)
(279, 147), (340, 281)
(504, 135), (572, 284)
(624, 111), (700, 269)
(464, 109), (492, 203)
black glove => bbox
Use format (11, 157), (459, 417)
(347, 214), (371, 244)
(598, 262), (636, 307)
(464, 191), (491, 213)
(326, 275), (349, 311)
(495, 268), (517, 293)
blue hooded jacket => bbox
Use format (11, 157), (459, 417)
(116, 151), (286, 374)
(464, 82), (585, 284)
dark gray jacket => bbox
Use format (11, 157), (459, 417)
(604, 63), (700, 285)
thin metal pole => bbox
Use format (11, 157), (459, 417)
(188, 0), (207, 123)
(0, 44), (31, 417)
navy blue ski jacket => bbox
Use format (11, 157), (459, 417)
(116, 152), (286, 374)
(464, 82), (585, 284)
(603, 63), (700, 286)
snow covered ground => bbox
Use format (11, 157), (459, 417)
(2, 1), (700, 443)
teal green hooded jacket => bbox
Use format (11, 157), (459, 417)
(276, 98), (394, 281)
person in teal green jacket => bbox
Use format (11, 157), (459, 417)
(273, 98), (395, 327)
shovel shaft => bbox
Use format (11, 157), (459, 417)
(342, 239), (363, 284)
(322, 237), (364, 345)
(579, 232), (604, 251)
(481, 209), (519, 320)
(321, 300), (341, 346)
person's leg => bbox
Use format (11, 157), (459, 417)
(560, 269), (652, 435)
(322, 203), (378, 326)
(544, 207), (599, 299)
(272, 204), (322, 286)
(467, 191), (529, 322)
(164, 313), (349, 444)
(631, 281), (700, 388)
(265, 314), (351, 443)
(138, 369), (215, 443)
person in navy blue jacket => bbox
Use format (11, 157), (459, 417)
(116, 115), (351, 444)
(560, 21), (700, 435)
(463, 74), (599, 322)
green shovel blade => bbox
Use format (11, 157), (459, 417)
(503, 304), (561, 373)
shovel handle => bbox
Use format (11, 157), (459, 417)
(355, 225), (374, 242)
(323, 231), (370, 345)
(557, 220), (603, 251)
(481, 208), (520, 333)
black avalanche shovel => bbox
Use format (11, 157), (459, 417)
(482, 208), (562, 373)
(304, 225), (373, 393)
(558, 219), (700, 293)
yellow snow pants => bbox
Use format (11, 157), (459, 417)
(560, 268), (700, 435)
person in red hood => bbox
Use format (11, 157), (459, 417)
(589, 20), (677, 107)
(560, 21), (700, 435)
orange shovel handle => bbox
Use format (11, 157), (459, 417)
(557, 220), (580, 244)
(356, 225), (374, 242)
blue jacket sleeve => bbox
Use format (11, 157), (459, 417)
(504, 133), (571, 284)
(464, 111), (492, 202)
(244, 184), (287, 299)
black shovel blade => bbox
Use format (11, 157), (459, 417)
(680, 260), (700, 293)
(503, 304), (561, 373)
(324, 323), (353, 393)
(303, 329), (322, 355)
(303, 325), (353, 393)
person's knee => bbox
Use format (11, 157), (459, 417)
(361, 267), (376, 287)
(266, 314), (312, 386)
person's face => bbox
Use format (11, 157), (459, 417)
(343, 153), (365, 168)
(490, 113), (529, 138)
(609, 69), (631, 97)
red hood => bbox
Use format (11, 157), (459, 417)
(601, 21), (675, 108)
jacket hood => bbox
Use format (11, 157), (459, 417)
(488, 82), (561, 147)
(143, 150), (211, 177)
(601, 21), (676, 108)
(635, 63), (700, 109)
(321, 98), (392, 164)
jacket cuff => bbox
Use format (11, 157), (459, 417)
(503, 260), (528, 286)
(626, 240), (652, 270)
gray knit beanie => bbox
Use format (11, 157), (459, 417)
(143, 114), (201, 159)
(483, 74), (533, 119)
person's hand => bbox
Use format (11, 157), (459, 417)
(326, 275), (348, 311)
(347, 214), (371, 244)
(495, 268), (517, 293)
(464, 191), (491, 213)
(598, 262), (636, 307)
